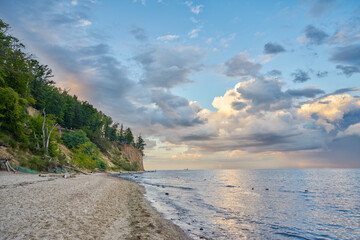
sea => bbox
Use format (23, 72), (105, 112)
(119, 169), (360, 240)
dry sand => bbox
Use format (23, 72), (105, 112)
(0, 172), (190, 240)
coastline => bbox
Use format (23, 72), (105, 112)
(0, 171), (190, 240)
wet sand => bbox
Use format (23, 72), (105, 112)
(0, 172), (190, 240)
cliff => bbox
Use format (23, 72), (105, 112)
(118, 144), (144, 171)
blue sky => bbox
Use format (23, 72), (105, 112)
(1, 0), (359, 169)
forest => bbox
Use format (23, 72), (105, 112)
(0, 19), (145, 172)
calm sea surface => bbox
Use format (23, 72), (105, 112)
(119, 169), (360, 239)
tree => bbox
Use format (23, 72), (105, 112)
(135, 135), (146, 155)
(0, 87), (26, 138)
(61, 129), (89, 149)
(118, 124), (124, 143)
(123, 128), (134, 145)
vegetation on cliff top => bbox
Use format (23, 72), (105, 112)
(0, 19), (145, 172)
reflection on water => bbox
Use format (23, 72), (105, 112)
(120, 169), (360, 239)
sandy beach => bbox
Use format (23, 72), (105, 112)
(0, 172), (190, 240)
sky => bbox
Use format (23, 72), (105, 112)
(1, 0), (360, 170)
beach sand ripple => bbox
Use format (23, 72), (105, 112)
(0, 172), (190, 240)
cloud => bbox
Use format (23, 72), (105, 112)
(291, 69), (310, 83)
(224, 52), (262, 79)
(171, 152), (203, 161)
(336, 65), (360, 77)
(338, 123), (360, 137)
(231, 101), (247, 111)
(188, 27), (201, 38)
(331, 87), (360, 95)
(135, 46), (205, 88)
(299, 94), (360, 131)
(303, 25), (329, 45)
(236, 78), (289, 112)
(286, 87), (325, 98)
(316, 71), (328, 78)
(330, 44), (360, 66)
(157, 34), (179, 41)
(78, 19), (91, 26)
(266, 69), (282, 77)
(309, 0), (336, 17)
(183, 80), (360, 158)
(185, 1), (203, 15)
(149, 89), (204, 127)
(130, 26), (148, 41)
(263, 42), (286, 54)
(133, 0), (146, 5)
(220, 33), (236, 47)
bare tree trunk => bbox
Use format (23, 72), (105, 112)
(34, 132), (39, 149)
(42, 108), (46, 149)
(45, 123), (57, 154)
(41, 108), (57, 156)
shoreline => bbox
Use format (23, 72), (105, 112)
(0, 171), (190, 240)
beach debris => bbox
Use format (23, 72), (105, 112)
(38, 173), (76, 178)
(200, 227), (204, 231)
(165, 192), (169, 195)
(265, 188), (269, 190)
(252, 188), (254, 190)
(65, 165), (90, 175)
(305, 190), (309, 192)
(0, 159), (16, 173)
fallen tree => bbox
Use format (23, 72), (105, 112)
(0, 159), (16, 173)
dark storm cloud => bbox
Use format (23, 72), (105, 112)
(130, 26), (148, 41)
(266, 69), (282, 77)
(309, 0), (336, 17)
(291, 69), (310, 83)
(336, 65), (360, 77)
(316, 71), (328, 78)
(286, 88), (325, 98)
(224, 53), (262, 78)
(263, 42), (286, 54)
(330, 44), (360, 66)
(304, 25), (329, 45)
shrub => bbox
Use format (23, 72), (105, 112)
(71, 142), (106, 170)
(96, 159), (107, 170)
(61, 130), (89, 149)
(28, 156), (48, 171)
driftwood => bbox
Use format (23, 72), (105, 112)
(0, 159), (16, 173)
(39, 173), (76, 178)
(65, 166), (89, 175)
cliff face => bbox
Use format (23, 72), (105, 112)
(119, 144), (144, 171)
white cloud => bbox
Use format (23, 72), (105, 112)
(157, 34), (179, 41)
(133, 0), (146, 5)
(221, 33), (236, 47)
(206, 37), (214, 44)
(79, 19), (92, 27)
(185, 1), (203, 15)
(188, 27), (201, 38)
(71, 0), (77, 6)
(338, 123), (360, 137)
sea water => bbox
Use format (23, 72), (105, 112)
(119, 169), (360, 239)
